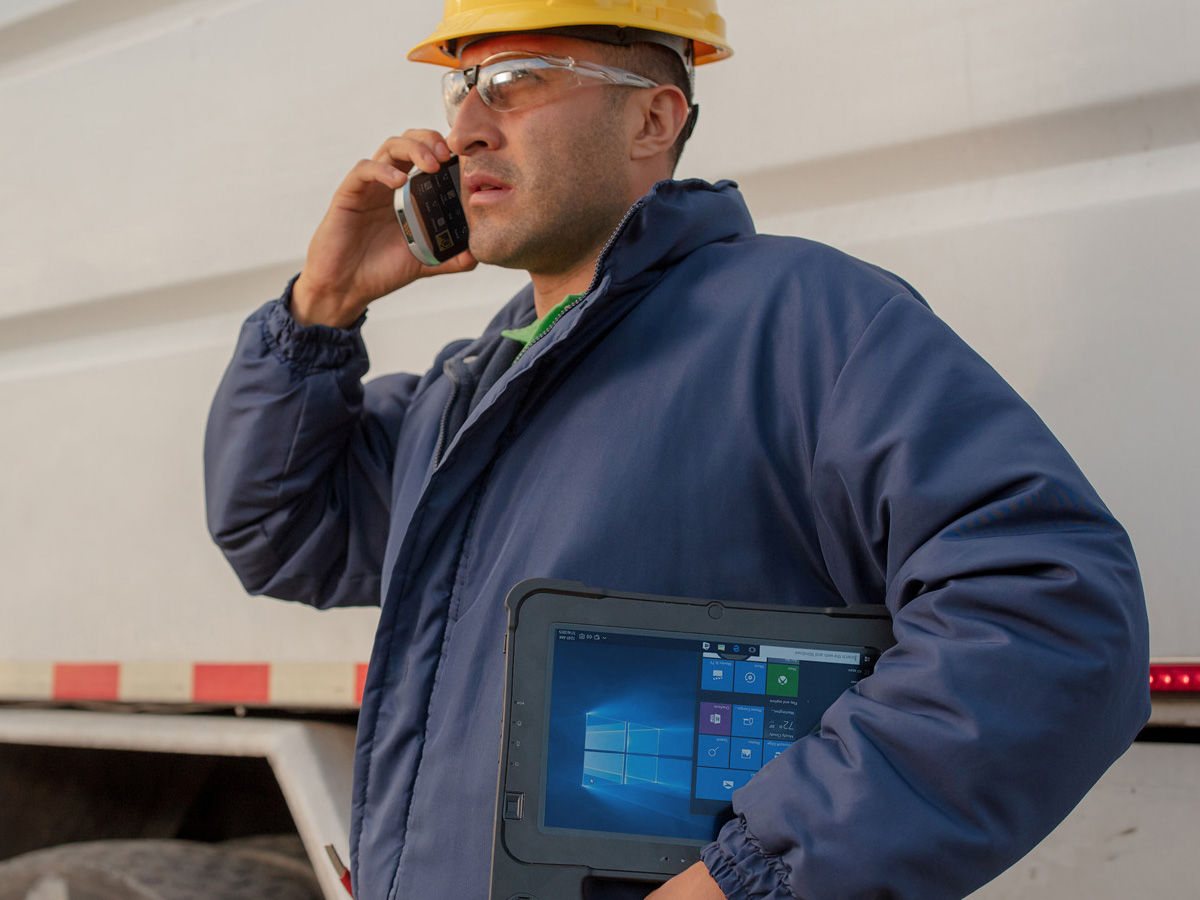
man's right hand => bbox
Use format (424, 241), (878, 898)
(290, 131), (478, 328)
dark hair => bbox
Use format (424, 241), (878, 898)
(600, 42), (695, 171)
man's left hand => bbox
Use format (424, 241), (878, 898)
(645, 862), (725, 899)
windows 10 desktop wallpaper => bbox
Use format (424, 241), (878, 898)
(542, 632), (734, 842)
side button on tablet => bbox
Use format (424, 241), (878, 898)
(503, 791), (524, 820)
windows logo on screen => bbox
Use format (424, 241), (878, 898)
(582, 713), (689, 790)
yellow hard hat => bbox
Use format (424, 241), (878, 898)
(408, 0), (731, 67)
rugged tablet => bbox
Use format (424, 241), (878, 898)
(491, 580), (895, 900)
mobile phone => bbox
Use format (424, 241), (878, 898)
(394, 156), (470, 266)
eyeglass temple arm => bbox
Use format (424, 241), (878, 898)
(680, 103), (699, 143)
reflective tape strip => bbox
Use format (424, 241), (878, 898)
(193, 664), (271, 704)
(121, 662), (193, 702)
(272, 663), (361, 707)
(0, 662), (53, 700)
(9, 660), (1196, 705)
(0, 662), (369, 707)
(55, 664), (119, 701)
(356, 663), (369, 706)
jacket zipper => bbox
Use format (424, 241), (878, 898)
(433, 360), (461, 466)
(435, 197), (648, 458)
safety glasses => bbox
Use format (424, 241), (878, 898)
(442, 52), (659, 126)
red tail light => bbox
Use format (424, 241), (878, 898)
(1149, 664), (1200, 693)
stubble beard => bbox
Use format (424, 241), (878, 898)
(465, 112), (632, 277)
(469, 188), (627, 276)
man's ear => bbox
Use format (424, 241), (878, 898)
(629, 85), (690, 161)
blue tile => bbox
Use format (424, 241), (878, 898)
(702, 659), (735, 692)
(694, 767), (754, 802)
(696, 734), (730, 768)
(731, 705), (764, 738)
(763, 740), (792, 764)
(734, 661), (767, 695)
(730, 737), (763, 771)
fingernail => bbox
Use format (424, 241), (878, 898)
(436, 142), (451, 159)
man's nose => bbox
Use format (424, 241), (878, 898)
(446, 85), (497, 156)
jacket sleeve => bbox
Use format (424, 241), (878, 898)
(701, 293), (1151, 900)
(204, 282), (431, 608)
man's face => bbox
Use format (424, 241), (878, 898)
(446, 34), (638, 276)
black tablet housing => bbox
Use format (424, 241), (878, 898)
(490, 580), (895, 900)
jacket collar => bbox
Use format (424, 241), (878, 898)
(594, 178), (753, 292)
(436, 178), (755, 471)
(444, 177), (754, 370)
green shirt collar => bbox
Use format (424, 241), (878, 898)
(501, 293), (583, 357)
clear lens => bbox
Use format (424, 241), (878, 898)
(442, 53), (658, 126)
(481, 57), (578, 112)
(442, 70), (470, 124)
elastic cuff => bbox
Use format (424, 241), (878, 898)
(701, 816), (796, 900)
(262, 275), (368, 374)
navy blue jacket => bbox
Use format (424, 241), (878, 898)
(205, 179), (1149, 900)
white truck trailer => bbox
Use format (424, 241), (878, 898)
(1, 1), (1196, 898)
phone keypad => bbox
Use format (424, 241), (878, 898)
(415, 167), (469, 261)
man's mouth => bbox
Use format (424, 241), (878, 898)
(463, 170), (513, 205)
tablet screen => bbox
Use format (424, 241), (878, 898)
(540, 623), (878, 843)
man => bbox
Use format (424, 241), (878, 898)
(205, 3), (1150, 899)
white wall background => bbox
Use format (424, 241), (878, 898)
(1, 0), (1196, 664)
